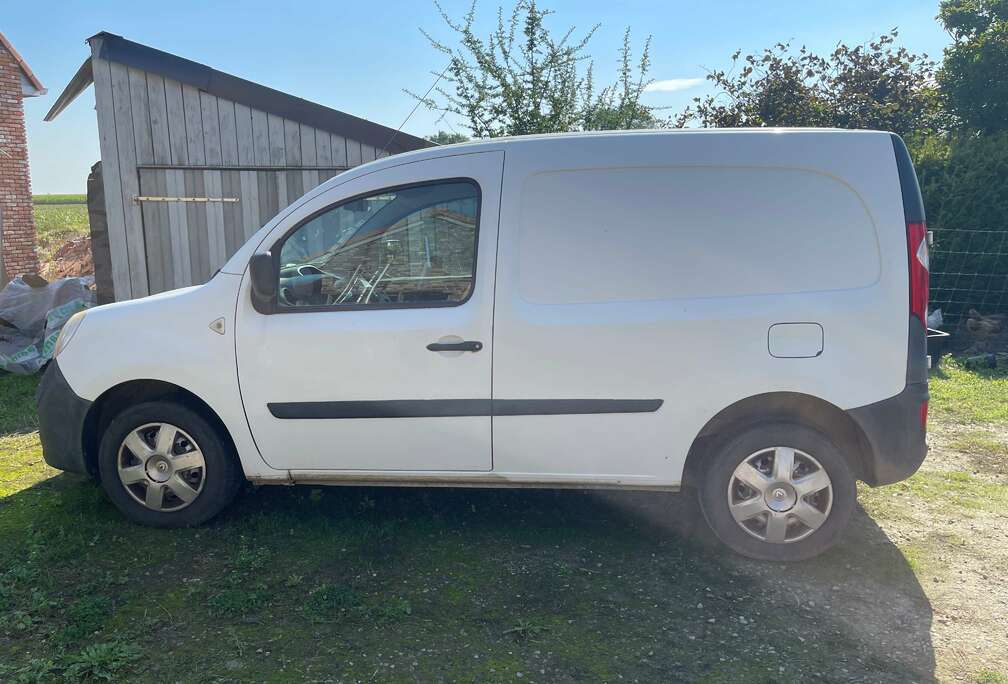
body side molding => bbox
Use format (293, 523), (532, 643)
(267, 398), (663, 419)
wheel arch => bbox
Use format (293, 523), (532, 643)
(682, 392), (873, 487)
(82, 379), (243, 481)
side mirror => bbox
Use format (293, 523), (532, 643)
(249, 251), (277, 314)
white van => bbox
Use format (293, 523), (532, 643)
(37, 130), (930, 561)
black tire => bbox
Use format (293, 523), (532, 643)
(697, 422), (856, 562)
(98, 401), (243, 528)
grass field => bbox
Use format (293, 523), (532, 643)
(0, 360), (1005, 682)
(32, 195), (90, 268)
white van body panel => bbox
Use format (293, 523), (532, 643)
(490, 131), (907, 486)
(54, 274), (269, 476)
(234, 151), (505, 472)
(54, 130), (911, 488)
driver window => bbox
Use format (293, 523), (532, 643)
(277, 180), (479, 309)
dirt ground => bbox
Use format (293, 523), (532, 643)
(752, 420), (1006, 682)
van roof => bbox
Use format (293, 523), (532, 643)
(441, 127), (866, 143)
(369, 127), (889, 168)
(311, 127), (896, 199)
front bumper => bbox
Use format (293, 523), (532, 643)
(36, 360), (92, 475)
(847, 380), (929, 486)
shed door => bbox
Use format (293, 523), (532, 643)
(137, 167), (343, 294)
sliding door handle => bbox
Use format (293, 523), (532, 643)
(427, 340), (483, 353)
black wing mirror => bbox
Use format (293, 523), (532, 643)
(249, 251), (278, 314)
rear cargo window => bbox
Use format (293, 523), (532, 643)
(517, 166), (880, 304)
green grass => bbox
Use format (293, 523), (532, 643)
(930, 357), (1008, 424)
(32, 194), (86, 205)
(34, 204), (89, 239)
(1, 362), (1005, 682)
(33, 204), (89, 236)
(0, 373), (38, 434)
(948, 430), (1008, 457)
(32, 200), (90, 267)
(886, 470), (1008, 513)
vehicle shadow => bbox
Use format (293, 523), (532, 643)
(237, 481), (936, 681)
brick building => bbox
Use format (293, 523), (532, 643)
(0, 32), (44, 283)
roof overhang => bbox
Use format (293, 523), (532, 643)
(0, 32), (46, 96)
(44, 31), (433, 154)
(44, 57), (92, 122)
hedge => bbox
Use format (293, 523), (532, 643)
(910, 132), (1008, 320)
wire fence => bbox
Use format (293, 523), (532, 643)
(929, 228), (1007, 332)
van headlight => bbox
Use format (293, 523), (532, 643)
(54, 311), (87, 358)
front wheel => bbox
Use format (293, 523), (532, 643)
(697, 422), (856, 561)
(98, 401), (243, 527)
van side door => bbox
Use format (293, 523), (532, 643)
(235, 151), (503, 472)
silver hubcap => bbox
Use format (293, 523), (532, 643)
(728, 446), (833, 544)
(117, 422), (206, 512)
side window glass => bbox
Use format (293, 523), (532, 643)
(277, 180), (479, 309)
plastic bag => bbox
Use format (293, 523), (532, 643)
(0, 276), (95, 375)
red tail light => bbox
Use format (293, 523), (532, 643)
(907, 222), (929, 323)
(920, 400), (928, 429)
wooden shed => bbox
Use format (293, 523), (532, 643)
(45, 32), (433, 302)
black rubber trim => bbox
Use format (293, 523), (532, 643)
(906, 315), (929, 386)
(847, 378), (928, 487)
(88, 32), (434, 155)
(890, 134), (926, 224)
(267, 399), (663, 419)
(36, 360), (93, 475)
(848, 316), (929, 486)
(493, 399), (663, 416)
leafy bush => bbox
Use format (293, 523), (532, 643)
(912, 132), (1008, 234)
(412, 0), (657, 136)
(675, 30), (943, 138)
(910, 132), (1008, 318)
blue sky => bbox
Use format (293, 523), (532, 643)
(6, 0), (950, 193)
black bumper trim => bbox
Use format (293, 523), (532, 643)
(36, 360), (93, 476)
(847, 380), (928, 487)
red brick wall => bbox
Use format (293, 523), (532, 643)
(0, 42), (39, 280)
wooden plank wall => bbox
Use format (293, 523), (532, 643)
(93, 42), (387, 299)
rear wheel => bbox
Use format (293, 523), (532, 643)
(98, 401), (242, 527)
(697, 422), (856, 561)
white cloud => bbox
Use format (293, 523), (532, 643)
(644, 78), (705, 93)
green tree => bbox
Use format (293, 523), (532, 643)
(912, 132), (1008, 233)
(427, 130), (470, 144)
(937, 0), (1008, 133)
(675, 30), (943, 139)
(410, 1), (658, 137)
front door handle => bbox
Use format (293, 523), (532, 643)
(427, 340), (483, 353)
